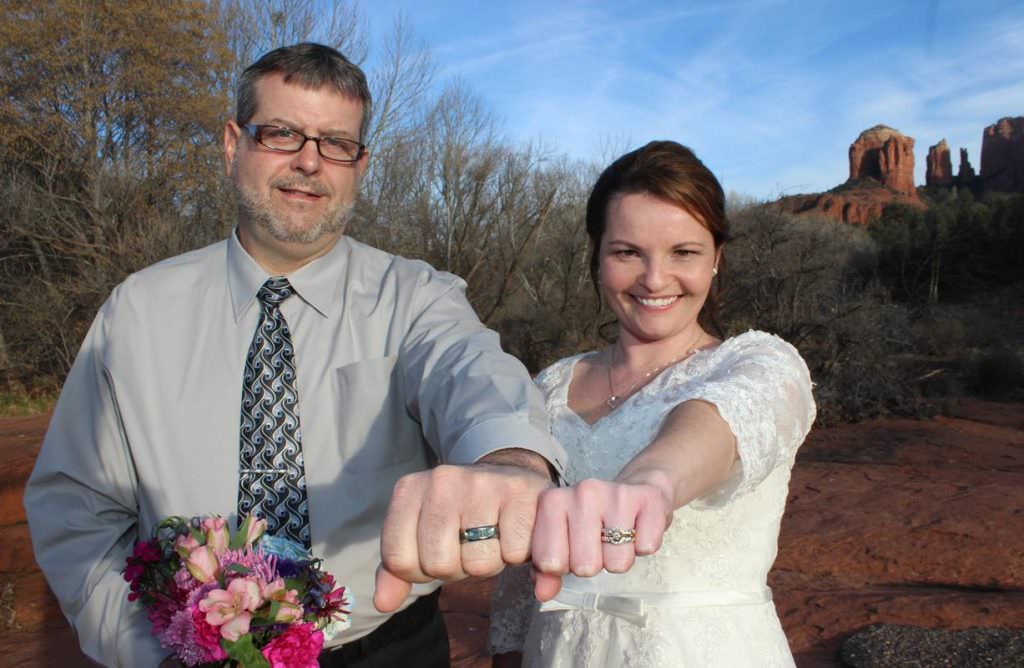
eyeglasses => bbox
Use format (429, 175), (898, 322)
(241, 124), (366, 163)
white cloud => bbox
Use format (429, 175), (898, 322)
(366, 0), (1024, 198)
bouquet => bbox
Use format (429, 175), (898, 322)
(123, 514), (352, 668)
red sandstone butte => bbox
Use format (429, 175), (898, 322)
(958, 147), (977, 181)
(774, 125), (923, 225)
(980, 116), (1024, 193)
(926, 139), (953, 187)
(848, 125), (918, 198)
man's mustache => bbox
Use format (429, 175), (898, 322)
(272, 177), (330, 197)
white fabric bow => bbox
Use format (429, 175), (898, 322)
(538, 587), (772, 628)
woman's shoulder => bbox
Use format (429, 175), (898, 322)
(690, 331), (814, 405)
(714, 330), (806, 364)
(534, 351), (593, 395)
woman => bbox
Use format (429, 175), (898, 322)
(489, 141), (815, 667)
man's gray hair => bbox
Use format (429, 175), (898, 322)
(236, 42), (373, 143)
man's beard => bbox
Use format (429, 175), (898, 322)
(233, 177), (354, 244)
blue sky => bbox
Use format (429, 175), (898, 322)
(360, 0), (1024, 200)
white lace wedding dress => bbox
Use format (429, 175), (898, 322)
(489, 331), (816, 667)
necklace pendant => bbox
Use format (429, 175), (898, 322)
(607, 395), (619, 409)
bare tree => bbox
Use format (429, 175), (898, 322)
(723, 204), (915, 423)
(216, 0), (368, 81)
(0, 0), (234, 379)
(0, 0), (605, 390)
(365, 13), (436, 149)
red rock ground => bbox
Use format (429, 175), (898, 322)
(2, 399), (1022, 667)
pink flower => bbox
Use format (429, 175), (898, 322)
(175, 532), (202, 557)
(261, 623), (324, 668)
(218, 547), (277, 583)
(325, 585), (351, 619)
(241, 515), (268, 547)
(202, 517), (229, 555)
(261, 578), (304, 623)
(186, 545), (220, 584)
(199, 577), (263, 641)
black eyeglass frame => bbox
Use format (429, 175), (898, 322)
(241, 124), (367, 164)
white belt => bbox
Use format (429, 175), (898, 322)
(538, 587), (772, 628)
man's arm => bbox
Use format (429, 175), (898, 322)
(374, 272), (565, 612)
(24, 298), (165, 666)
(396, 270), (566, 474)
(478, 447), (558, 480)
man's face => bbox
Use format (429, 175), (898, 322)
(223, 73), (368, 268)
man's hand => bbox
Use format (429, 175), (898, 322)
(373, 450), (553, 613)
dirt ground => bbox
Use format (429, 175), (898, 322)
(2, 398), (1022, 667)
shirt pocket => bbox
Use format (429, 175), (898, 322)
(333, 355), (428, 472)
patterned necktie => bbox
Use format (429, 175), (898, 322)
(237, 277), (311, 548)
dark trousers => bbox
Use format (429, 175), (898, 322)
(319, 590), (450, 668)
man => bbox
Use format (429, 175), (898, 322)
(24, 43), (564, 667)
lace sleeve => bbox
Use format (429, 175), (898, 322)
(689, 331), (816, 507)
(488, 564), (536, 655)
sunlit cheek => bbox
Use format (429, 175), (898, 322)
(679, 268), (715, 296)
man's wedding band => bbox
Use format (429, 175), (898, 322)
(601, 527), (637, 545)
(459, 525), (499, 543)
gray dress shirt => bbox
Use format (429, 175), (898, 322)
(24, 231), (566, 667)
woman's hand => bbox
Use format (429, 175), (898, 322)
(528, 400), (738, 601)
(529, 476), (673, 601)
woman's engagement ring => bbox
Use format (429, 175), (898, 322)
(601, 527), (637, 545)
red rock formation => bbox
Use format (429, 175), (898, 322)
(926, 139), (953, 187)
(773, 126), (924, 226)
(775, 183), (924, 226)
(848, 125), (918, 197)
(980, 116), (1024, 192)
(958, 148), (976, 181)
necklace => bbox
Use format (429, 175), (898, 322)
(605, 332), (706, 410)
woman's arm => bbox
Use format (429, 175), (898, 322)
(529, 399), (736, 600)
(616, 398), (737, 509)
(530, 333), (814, 601)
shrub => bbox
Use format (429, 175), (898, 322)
(969, 348), (1024, 399)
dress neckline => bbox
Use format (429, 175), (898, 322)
(562, 345), (716, 428)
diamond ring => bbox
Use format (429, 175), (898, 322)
(601, 527), (637, 545)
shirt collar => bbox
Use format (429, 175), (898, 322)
(227, 228), (349, 322)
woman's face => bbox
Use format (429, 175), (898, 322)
(598, 191), (719, 347)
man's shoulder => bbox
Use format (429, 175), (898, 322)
(107, 239), (228, 310)
(123, 239), (225, 285)
(346, 237), (465, 292)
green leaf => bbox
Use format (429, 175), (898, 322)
(224, 563), (253, 575)
(283, 577), (307, 594)
(231, 516), (251, 550)
(222, 635), (270, 668)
